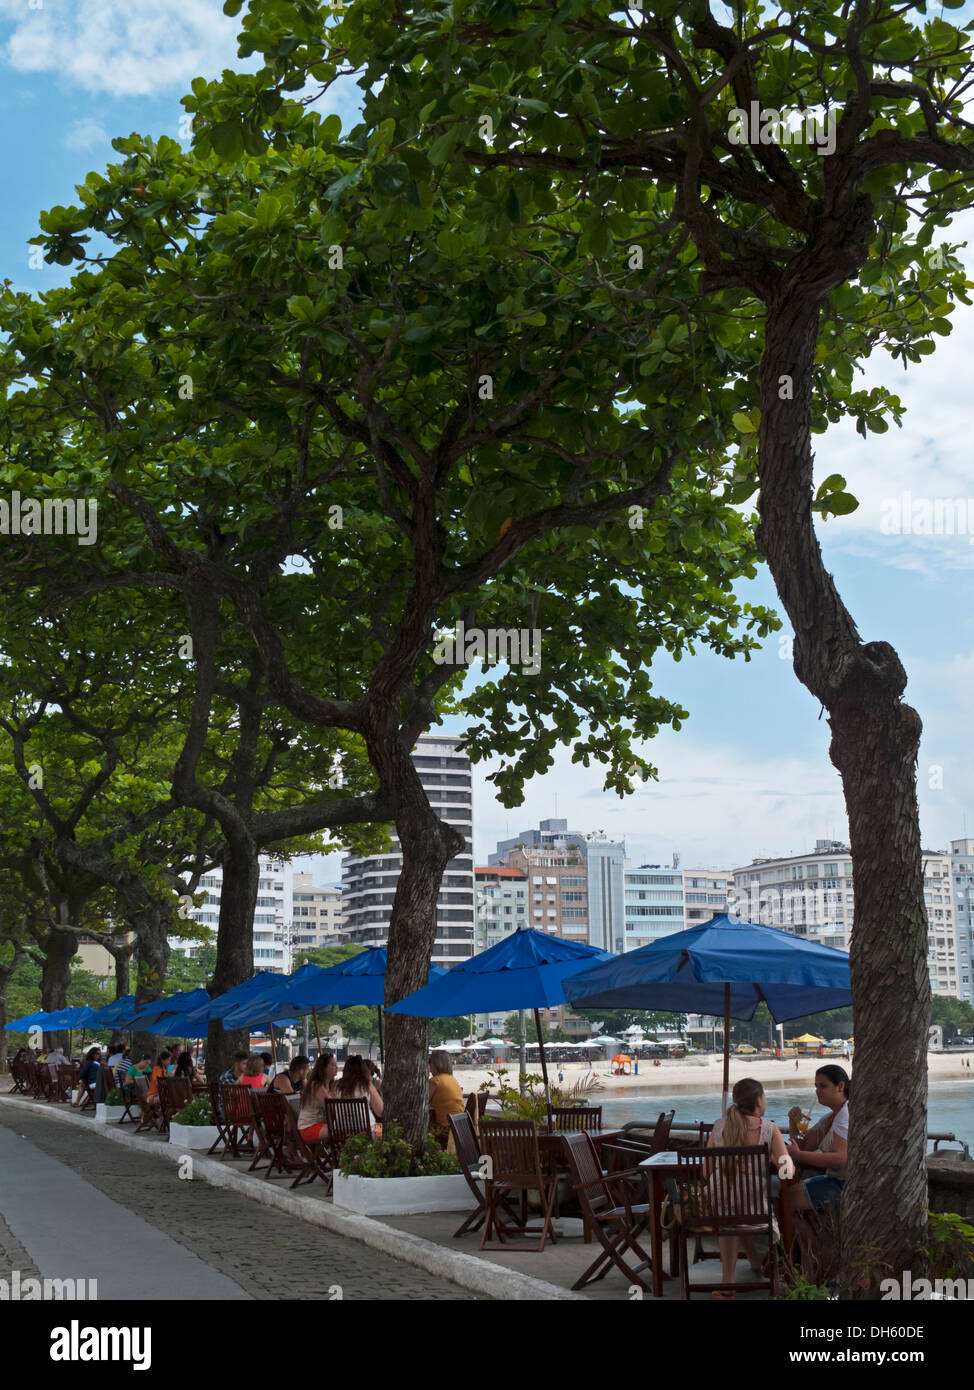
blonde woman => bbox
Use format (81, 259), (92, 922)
(428, 1050), (465, 1128)
(706, 1077), (788, 1297)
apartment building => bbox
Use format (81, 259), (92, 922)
(624, 863), (685, 948)
(168, 856), (293, 973)
(290, 875), (345, 955)
(950, 838), (974, 1005)
(730, 839), (963, 998)
(682, 869), (733, 927)
(341, 736), (475, 967)
(474, 866), (529, 950)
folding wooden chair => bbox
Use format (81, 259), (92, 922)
(25, 1061), (50, 1100)
(8, 1060), (29, 1094)
(677, 1144), (780, 1298)
(54, 1063), (79, 1103)
(250, 1091), (301, 1179)
(478, 1120), (558, 1252)
(562, 1131), (655, 1293)
(552, 1106), (603, 1132)
(206, 1082), (234, 1155)
(216, 1084), (259, 1159)
(157, 1076), (192, 1134)
(280, 1098), (334, 1190)
(321, 1098), (372, 1170)
(448, 1111), (521, 1239)
(133, 1077), (164, 1135)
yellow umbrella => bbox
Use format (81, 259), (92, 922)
(792, 1032), (827, 1043)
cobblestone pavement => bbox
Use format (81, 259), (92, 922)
(0, 1106), (481, 1300)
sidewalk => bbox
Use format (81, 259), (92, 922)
(0, 1093), (769, 1301)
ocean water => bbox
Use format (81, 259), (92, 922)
(598, 1079), (974, 1148)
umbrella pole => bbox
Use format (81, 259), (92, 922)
(269, 1022), (278, 1066)
(311, 1007), (323, 1054)
(722, 983), (731, 1115)
(377, 1005), (384, 1066)
(533, 1009), (554, 1134)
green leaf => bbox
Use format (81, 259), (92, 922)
(210, 120), (244, 161)
(732, 412), (757, 433)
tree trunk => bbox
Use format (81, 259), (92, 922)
(113, 947), (130, 999)
(131, 901), (171, 1063)
(379, 748), (464, 1151)
(205, 844), (258, 1082)
(0, 977), (9, 1071)
(39, 928), (77, 1054)
(758, 293), (929, 1297)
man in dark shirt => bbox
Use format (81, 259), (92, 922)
(216, 1052), (249, 1118)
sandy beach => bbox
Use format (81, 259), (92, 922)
(453, 1048), (974, 1098)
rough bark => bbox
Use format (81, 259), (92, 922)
(204, 844), (259, 1082)
(130, 900), (172, 1063)
(37, 928), (77, 1055)
(375, 739), (464, 1151)
(758, 292), (929, 1297)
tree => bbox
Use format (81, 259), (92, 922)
(930, 996), (974, 1040)
(256, 0), (974, 1290)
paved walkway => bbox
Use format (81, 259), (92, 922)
(0, 1107), (479, 1300)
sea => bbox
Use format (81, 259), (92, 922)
(597, 1079), (974, 1149)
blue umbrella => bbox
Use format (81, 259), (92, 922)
(387, 929), (614, 1123)
(84, 995), (138, 1027)
(178, 971), (288, 1033)
(566, 913), (853, 1110)
(5, 1006), (99, 1032)
(127, 989), (212, 1034)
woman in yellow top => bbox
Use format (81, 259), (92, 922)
(428, 1050), (465, 1127)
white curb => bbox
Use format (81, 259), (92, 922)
(0, 1095), (585, 1301)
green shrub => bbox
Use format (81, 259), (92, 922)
(928, 1211), (974, 1280)
(172, 1096), (215, 1127)
(339, 1123), (460, 1178)
(478, 1066), (572, 1125)
(104, 1089), (126, 1106)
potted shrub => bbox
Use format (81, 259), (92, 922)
(332, 1124), (469, 1215)
(95, 1088), (128, 1124)
(169, 1095), (220, 1151)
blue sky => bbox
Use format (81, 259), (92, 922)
(2, 1), (972, 880)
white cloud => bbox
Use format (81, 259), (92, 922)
(64, 117), (108, 151)
(0, 0), (245, 97)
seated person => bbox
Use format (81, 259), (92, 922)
(784, 1065), (849, 1239)
(124, 1054), (152, 1099)
(297, 1052), (338, 1142)
(268, 1056), (310, 1096)
(146, 1051), (171, 1105)
(72, 1047), (104, 1107)
(705, 1077), (789, 1297)
(239, 1053), (268, 1089)
(45, 1045), (71, 1074)
(114, 1049), (132, 1088)
(173, 1050), (204, 1084)
(336, 1055), (384, 1125)
(428, 1050), (464, 1142)
(218, 1052), (249, 1088)
(260, 1052), (274, 1076)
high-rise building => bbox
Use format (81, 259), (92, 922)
(949, 839), (974, 1005)
(624, 863), (685, 948)
(682, 869), (733, 927)
(730, 840), (962, 998)
(290, 874), (345, 954)
(489, 818), (625, 953)
(474, 866), (529, 950)
(169, 856), (293, 973)
(341, 735), (475, 966)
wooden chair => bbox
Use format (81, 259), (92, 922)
(478, 1120), (558, 1251)
(603, 1110), (676, 1172)
(25, 1060), (50, 1100)
(157, 1076), (193, 1134)
(54, 1063), (79, 1104)
(133, 1077), (165, 1135)
(552, 1106), (603, 1132)
(562, 1131), (655, 1293)
(464, 1092), (490, 1123)
(280, 1097), (334, 1190)
(250, 1091), (301, 1180)
(676, 1144), (780, 1299)
(216, 1084), (259, 1159)
(321, 1098), (372, 1169)
(99, 1063), (117, 1103)
(8, 1060), (28, 1094)
(448, 1111), (521, 1239)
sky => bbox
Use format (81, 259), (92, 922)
(2, 1), (972, 884)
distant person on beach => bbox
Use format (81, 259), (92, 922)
(706, 1077), (789, 1297)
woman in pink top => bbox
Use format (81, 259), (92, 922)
(238, 1053), (268, 1089)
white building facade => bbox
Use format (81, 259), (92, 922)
(169, 856), (294, 973)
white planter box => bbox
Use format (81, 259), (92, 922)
(169, 1122), (220, 1150)
(94, 1104), (127, 1123)
(332, 1171), (472, 1216)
